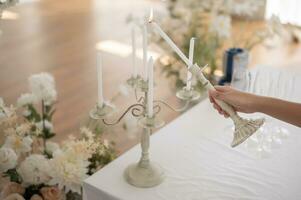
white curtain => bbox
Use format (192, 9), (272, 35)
(266, 0), (301, 26)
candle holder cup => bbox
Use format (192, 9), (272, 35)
(89, 102), (116, 120)
(176, 86), (201, 101)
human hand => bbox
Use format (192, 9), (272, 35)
(208, 86), (257, 118)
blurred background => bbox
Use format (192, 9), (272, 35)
(1, 0), (301, 155)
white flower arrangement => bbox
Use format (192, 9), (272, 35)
(0, 73), (116, 200)
(149, 0), (272, 92)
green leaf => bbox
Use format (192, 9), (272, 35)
(3, 169), (22, 183)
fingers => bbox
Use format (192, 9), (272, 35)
(209, 92), (214, 103)
(212, 102), (229, 118)
(209, 89), (230, 118)
(214, 85), (231, 92)
(209, 90), (225, 101)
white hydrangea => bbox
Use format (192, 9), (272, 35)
(17, 93), (37, 107)
(45, 141), (60, 155)
(29, 73), (57, 105)
(0, 147), (17, 173)
(49, 150), (89, 194)
(209, 14), (231, 39)
(17, 154), (51, 186)
(3, 135), (33, 155)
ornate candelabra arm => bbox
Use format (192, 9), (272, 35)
(102, 103), (145, 126)
(153, 99), (190, 113)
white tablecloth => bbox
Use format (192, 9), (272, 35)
(83, 99), (301, 200)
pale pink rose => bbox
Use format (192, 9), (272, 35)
(1, 182), (25, 198)
(3, 193), (25, 200)
(40, 186), (62, 200)
(30, 194), (43, 200)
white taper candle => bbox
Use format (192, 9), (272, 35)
(149, 22), (191, 67)
(143, 24), (148, 81)
(187, 38), (195, 90)
(131, 27), (137, 78)
(97, 52), (104, 107)
(147, 56), (154, 118)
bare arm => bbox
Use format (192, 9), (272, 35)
(209, 86), (301, 127)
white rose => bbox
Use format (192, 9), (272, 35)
(18, 154), (51, 186)
(0, 147), (17, 173)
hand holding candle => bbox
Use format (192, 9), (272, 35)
(148, 8), (264, 147)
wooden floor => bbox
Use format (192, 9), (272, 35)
(1, 0), (301, 154)
(0, 0), (181, 154)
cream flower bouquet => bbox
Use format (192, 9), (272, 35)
(0, 73), (115, 200)
(152, 0), (270, 92)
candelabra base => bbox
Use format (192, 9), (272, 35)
(138, 116), (165, 129)
(89, 102), (115, 120)
(124, 162), (164, 188)
(176, 87), (201, 101)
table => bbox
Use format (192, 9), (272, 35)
(83, 99), (301, 200)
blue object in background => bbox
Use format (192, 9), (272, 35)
(218, 48), (244, 85)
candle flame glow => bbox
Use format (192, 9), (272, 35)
(148, 8), (154, 23)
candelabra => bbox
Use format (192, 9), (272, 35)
(89, 76), (200, 188)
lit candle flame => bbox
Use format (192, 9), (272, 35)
(148, 8), (154, 23)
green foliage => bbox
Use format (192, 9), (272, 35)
(3, 169), (22, 184)
(26, 105), (41, 122)
(87, 144), (116, 175)
(23, 184), (45, 200)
